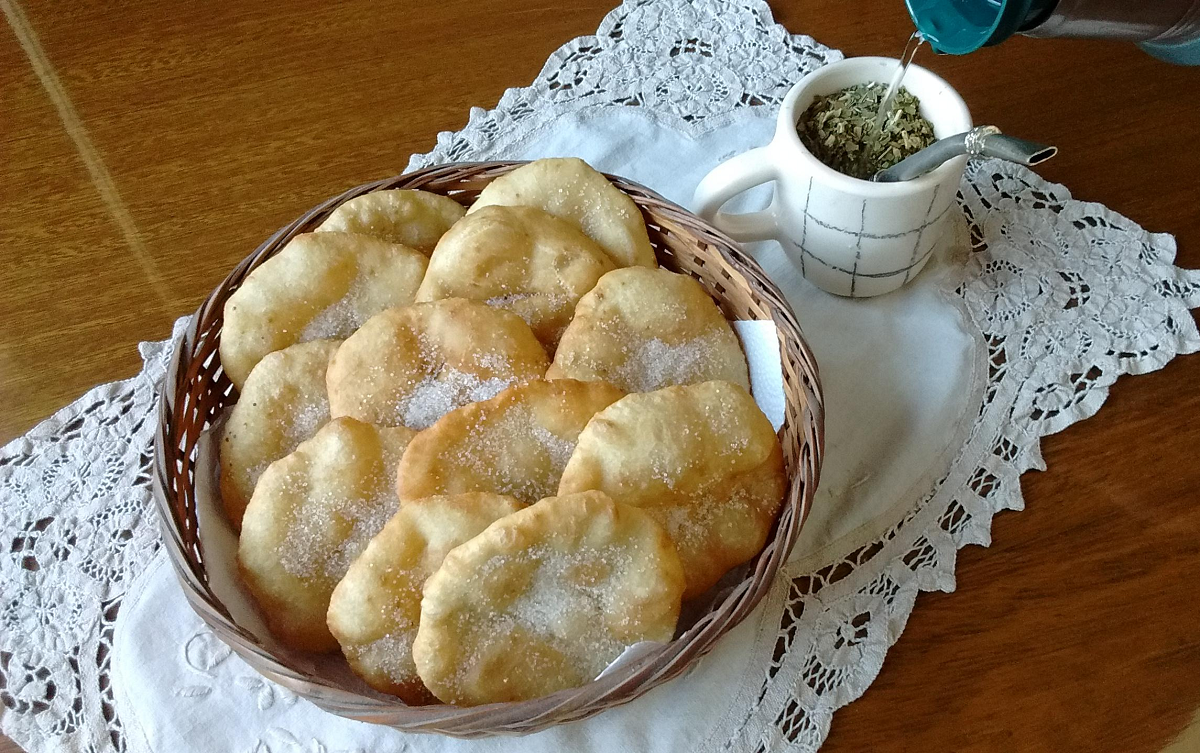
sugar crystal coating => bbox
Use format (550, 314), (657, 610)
(468, 158), (657, 269)
(412, 491), (685, 706)
(558, 381), (786, 599)
(238, 417), (415, 653)
(219, 339), (340, 531)
(396, 379), (625, 505)
(416, 205), (615, 351)
(314, 189), (465, 253)
(399, 370), (514, 431)
(614, 330), (734, 393)
(299, 280), (368, 341)
(326, 299), (549, 431)
(548, 267), (750, 393)
(326, 493), (525, 702)
(220, 232), (426, 389)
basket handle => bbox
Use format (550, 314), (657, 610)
(692, 146), (779, 243)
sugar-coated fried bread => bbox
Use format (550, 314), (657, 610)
(315, 189), (465, 254)
(469, 158), (657, 269)
(558, 381), (784, 599)
(396, 379), (624, 505)
(238, 417), (415, 652)
(326, 299), (549, 431)
(412, 491), (684, 705)
(548, 267), (750, 393)
(326, 493), (525, 702)
(220, 231), (426, 389)
(416, 205), (615, 350)
(220, 339), (340, 530)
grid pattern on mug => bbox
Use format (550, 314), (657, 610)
(795, 181), (949, 294)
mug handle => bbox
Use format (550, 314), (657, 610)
(692, 146), (779, 243)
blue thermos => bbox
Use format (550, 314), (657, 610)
(906, 0), (1200, 64)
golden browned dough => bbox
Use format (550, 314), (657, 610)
(415, 205), (616, 351)
(315, 189), (465, 254)
(326, 299), (549, 431)
(326, 493), (525, 702)
(558, 381), (785, 599)
(219, 339), (340, 531)
(412, 490), (684, 706)
(396, 379), (625, 505)
(220, 231), (427, 389)
(238, 417), (415, 652)
(547, 267), (751, 394)
(468, 157), (657, 269)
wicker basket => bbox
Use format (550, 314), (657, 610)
(151, 161), (824, 737)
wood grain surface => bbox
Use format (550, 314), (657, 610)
(1, 1), (1197, 752)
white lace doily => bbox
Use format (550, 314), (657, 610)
(3, 1), (1199, 752)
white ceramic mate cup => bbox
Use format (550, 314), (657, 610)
(693, 57), (972, 298)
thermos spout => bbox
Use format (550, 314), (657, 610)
(905, 0), (1200, 64)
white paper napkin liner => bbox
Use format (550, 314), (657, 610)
(594, 641), (665, 680)
(733, 319), (786, 430)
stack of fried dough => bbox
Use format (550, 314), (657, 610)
(217, 158), (786, 706)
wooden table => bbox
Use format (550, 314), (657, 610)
(3, 1), (1198, 751)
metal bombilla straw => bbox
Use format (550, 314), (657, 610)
(873, 125), (1057, 183)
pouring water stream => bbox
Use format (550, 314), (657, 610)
(875, 31), (926, 129)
